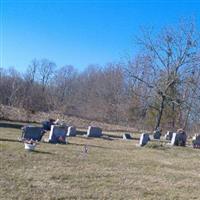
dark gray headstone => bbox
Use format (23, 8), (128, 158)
(153, 130), (161, 139)
(21, 126), (44, 141)
(139, 133), (150, 146)
(67, 126), (76, 137)
(42, 119), (55, 131)
(164, 131), (173, 140)
(171, 131), (187, 146)
(86, 126), (102, 137)
(48, 125), (68, 144)
(123, 133), (131, 140)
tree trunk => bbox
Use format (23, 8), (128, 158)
(172, 102), (175, 129)
(155, 95), (165, 130)
(183, 106), (191, 130)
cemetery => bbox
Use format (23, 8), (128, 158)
(1, 119), (200, 200)
(1, 1), (200, 198)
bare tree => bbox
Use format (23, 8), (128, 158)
(126, 20), (200, 130)
(38, 59), (56, 91)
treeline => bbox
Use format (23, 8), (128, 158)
(0, 62), (129, 124)
(1, 20), (200, 131)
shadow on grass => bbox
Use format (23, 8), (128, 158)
(101, 135), (113, 141)
(76, 130), (114, 141)
(103, 133), (122, 139)
(0, 138), (20, 143)
(76, 134), (114, 141)
(76, 130), (87, 135)
(69, 142), (114, 150)
(28, 150), (53, 154)
(131, 137), (140, 141)
(104, 133), (139, 141)
(0, 122), (24, 129)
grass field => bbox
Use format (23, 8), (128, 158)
(1, 122), (200, 200)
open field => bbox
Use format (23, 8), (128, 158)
(1, 122), (200, 200)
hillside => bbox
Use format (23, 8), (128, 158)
(0, 105), (138, 132)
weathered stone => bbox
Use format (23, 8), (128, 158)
(153, 130), (161, 139)
(42, 119), (56, 131)
(67, 126), (76, 137)
(171, 130), (187, 146)
(48, 125), (68, 144)
(139, 133), (150, 146)
(21, 126), (45, 141)
(86, 126), (102, 137)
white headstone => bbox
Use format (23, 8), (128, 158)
(139, 133), (150, 146)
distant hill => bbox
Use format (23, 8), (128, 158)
(0, 104), (138, 132)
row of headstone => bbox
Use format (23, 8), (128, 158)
(48, 125), (102, 142)
(42, 119), (67, 131)
(21, 125), (76, 144)
(139, 129), (187, 147)
(21, 124), (102, 144)
(139, 128), (161, 147)
(42, 119), (103, 138)
(42, 119), (58, 131)
(47, 125), (77, 144)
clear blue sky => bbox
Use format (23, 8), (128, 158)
(1, 0), (200, 72)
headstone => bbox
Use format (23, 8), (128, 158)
(171, 130), (187, 146)
(153, 129), (161, 139)
(21, 126), (45, 141)
(164, 131), (173, 140)
(171, 132), (178, 146)
(139, 133), (150, 146)
(192, 134), (200, 148)
(42, 119), (55, 131)
(123, 133), (131, 140)
(86, 126), (102, 137)
(54, 119), (60, 125)
(67, 126), (76, 137)
(48, 125), (68, 144)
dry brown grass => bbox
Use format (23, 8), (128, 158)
(1, 121), (200, 200)
(0, 105), (137, 132)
